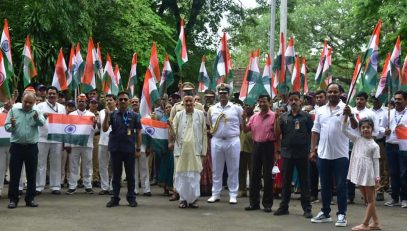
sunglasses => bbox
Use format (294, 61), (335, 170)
(119, 98), (128, 102)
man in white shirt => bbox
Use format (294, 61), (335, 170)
(383, 90), (407, 208)
(207, 83), (243, 204)
(310, 83), (350, 227)
(36, 86), (66, 195)
(66, 94), (96, 195)
(98, 94), (116, 195)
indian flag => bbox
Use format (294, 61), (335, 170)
(114, 64), (122, 92)
(272, 32), (286, 95)
(198, 55), (210, 93)
(347, 56), (362, 106)
(174, 18), (188, 69)
(390, 36), (401, 92)
(212, 32), (232, 89)
(262, 53), (272, 97)
(375, 53), (391, 103)
(73, 43), (84, 90)
(102, 53), (116, 94)
(82, 37), (96, 92)
(246, 49), (267, 106)
(401, 54), (407, 91)
(0, 49), (11, 101)
(141, 118), (168, 153)
(291, 55), (301, 92)
(284, 36), (295, 90)
(363, 20), (382, 94)
(127, 53), (138, 97)
(22, 35), (37, 88)
(140, 43), (160, 118)
(320, 48), (333, 89)
(0, 113), (10, 146)
(47, 114), (94, 147)
(396, 126), (407, 151)
(51, 48), (68, 91)
(1, 19), (13, 81)
(300, 57), (308, 94)
(159, 54), (174, 96)
(67, 46), (75, 90)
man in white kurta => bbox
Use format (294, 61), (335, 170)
(36, 86), (66, 194)
(171, 95), (207, 207)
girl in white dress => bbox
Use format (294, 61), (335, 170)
(342, 113), (381, 231)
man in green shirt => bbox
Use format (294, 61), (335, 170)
(5, 92), (45, 209)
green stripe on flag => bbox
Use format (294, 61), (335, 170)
(48, 134), (90, 147)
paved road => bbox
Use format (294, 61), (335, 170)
(0, 186), (405, 231)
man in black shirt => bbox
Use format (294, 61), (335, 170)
(102, 92), (142, 207)
(274, 91), (313, 218)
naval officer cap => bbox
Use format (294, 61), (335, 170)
(216, 83), (230, 94)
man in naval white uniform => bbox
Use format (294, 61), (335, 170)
(207, 83), (243, 204)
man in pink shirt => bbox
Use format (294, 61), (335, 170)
(242, 94), (276, 212)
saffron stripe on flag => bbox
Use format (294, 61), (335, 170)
(141, 118), (169, 129)
(48, 114), (94, 125)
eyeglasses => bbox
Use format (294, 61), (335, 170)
(119, 98), (128, 102)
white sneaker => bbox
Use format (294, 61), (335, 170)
(401, 200), (407, 208)
(207, 196), (220, 203)
(229, 197), (237, 204)
(335, 214), (347, 227)
(310, 211), (332, 223)
(384, 199), (400, 207)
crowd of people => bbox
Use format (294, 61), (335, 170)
(1, 81), (407, 230)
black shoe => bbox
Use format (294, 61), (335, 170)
(143, 192), (152, 197)
(35, 190), (42, 196)
(129, 201), (138, 207)
(106, 199), (119, 207)
(8, 201), (17, 209)
(347, 198), (355, 204)
(66, 188), (76, 195)
(99, 190), (109, 195)
(19, 190), (24, 195)
(25, 200), (39, 207)
(264, 207), (272, 213)
(303, 211), (313, 218)
(376, 192), (384, 201)
(51, 190), (61, 195)
(4, 179), (9, 185)
(108, 190), (113, 195)
(244, 205), (260, 211)
(85, 188), (94, 194)
(274, 208), (289, 216)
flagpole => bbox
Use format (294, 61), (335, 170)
(14, 61), (24, 90)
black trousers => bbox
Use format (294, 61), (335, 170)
(249, 141), (274, 208)
(309, 160), (319, 198)
(280, 156), (311, 212)
(8, 143), (38, 202)
(111, 151), (136, 202)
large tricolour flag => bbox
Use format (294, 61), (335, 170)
(141, 118), (168, 154)
(51, 48), (68, 91)
(47, 114), (94, 147)
(82, 37), (96, 91)
(198, 55), (210, 93)
(140, 43), (161, 118)
(0, 51), (10, 100)
(127, 53), (137, 97)
(22, 36), (37, 88)
(363, 20), (382, 93)
(1, 19), (14, 81)
(174, 18), (188, 69)
(0, 113), (10, 146)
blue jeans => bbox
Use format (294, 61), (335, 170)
(317, 157), (349, 216)
(386, 144), (407, 201)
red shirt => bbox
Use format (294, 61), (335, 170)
(247, 110), (276, 142)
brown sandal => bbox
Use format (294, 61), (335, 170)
(189, 200), (199, 208)
(178, 200), (187, 208)
(169, 192), (180, 201)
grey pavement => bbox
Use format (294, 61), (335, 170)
(0, 186), (405, 231)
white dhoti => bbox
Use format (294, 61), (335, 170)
(175, 172), (201, 204)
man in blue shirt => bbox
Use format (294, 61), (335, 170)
(102, 92), (142, 207)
